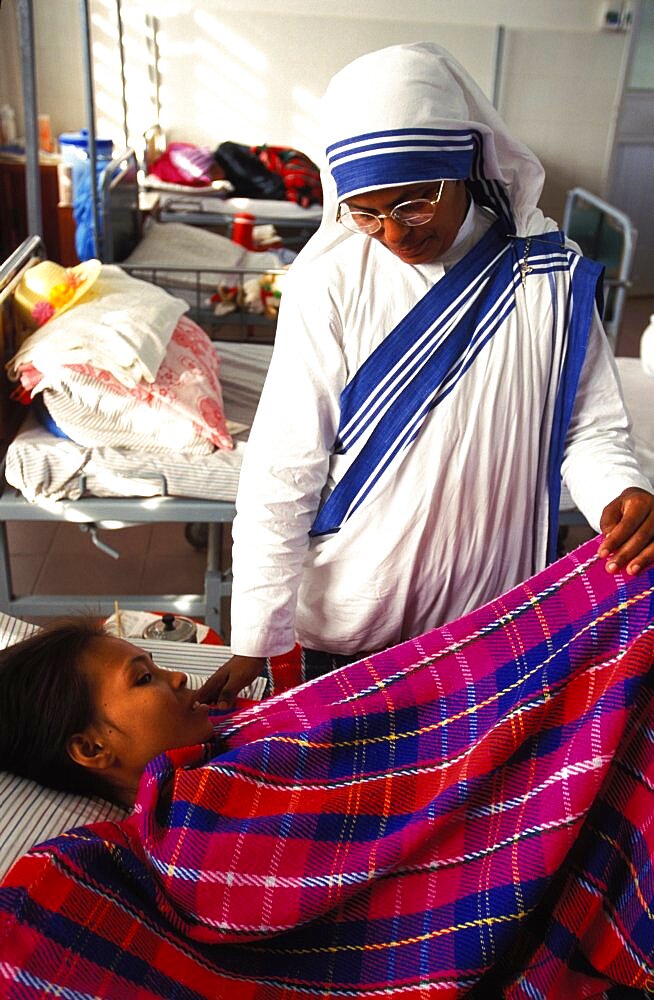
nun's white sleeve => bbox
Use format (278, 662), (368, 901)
(561, 309), (651, 530)
(229, 270), (346, 657)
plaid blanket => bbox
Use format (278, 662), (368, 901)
(1, 536), (653, 998)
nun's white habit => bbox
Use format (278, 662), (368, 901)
(230, 43), (648, 658)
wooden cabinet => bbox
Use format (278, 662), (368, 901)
(0, 156), (77, 266)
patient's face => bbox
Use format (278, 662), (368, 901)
(80, 636), (214, 779)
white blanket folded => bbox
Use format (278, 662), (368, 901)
(7, 266), (187, 388)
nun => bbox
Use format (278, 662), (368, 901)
(200, 42), (654, 706)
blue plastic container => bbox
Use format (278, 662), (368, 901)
(58, 130), (114, 260)
(58, 129), (114, 164)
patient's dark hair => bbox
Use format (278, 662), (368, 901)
(0, 618), (113, 800)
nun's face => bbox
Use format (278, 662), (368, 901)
(341, 179), (469, 266)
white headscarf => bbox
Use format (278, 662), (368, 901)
(299, 42), (552, 266)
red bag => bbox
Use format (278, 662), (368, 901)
(252, 145), (323, 208)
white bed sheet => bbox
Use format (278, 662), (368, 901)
(142, 174), (234, 197)
(122, 221), (284, 292)
(157, 194), (323, 224)
(5, 342), (273, 504)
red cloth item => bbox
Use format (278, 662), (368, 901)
(253, 145), (323, 207)
(267, 642), (304, 693)
(150, 142), (215, 187)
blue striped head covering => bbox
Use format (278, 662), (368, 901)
(320, 43), (546, 238)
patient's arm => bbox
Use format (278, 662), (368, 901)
(196, 654), (266, 708)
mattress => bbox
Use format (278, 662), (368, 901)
(157, 194), (323, 224)
(122, 221), (285, 291)
(5, 342), (273, 504)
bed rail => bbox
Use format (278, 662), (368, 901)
(100, 148), (142, 264)
(562, 186), (637, 350)
(121, 261), (284, 341)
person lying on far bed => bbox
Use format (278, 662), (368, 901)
(0, 537), (653, 1000)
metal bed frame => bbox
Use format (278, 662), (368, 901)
(5, 2), (280, 631)
(562, 186), (637, 351)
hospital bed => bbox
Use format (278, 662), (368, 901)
(563, 186), (637, 352)
(0, 235), (273, 634)
(141, 124), (322, 253)
(101, 148), (286, 341)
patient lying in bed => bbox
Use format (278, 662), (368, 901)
(0, 618), (216, 808)
(0, 536), (653, 998)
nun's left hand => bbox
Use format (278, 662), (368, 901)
(598, 487), (654, 575)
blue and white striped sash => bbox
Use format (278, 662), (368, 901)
(311, 226), (601, 541)
(545, 252), (604, 559)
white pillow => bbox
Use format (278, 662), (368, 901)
(8, 265), (187, 389)
(0, 613), (236, 880)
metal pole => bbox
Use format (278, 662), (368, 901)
(116, 0), (129, 146)
(491, 24), (505, 111)
(17, 0), (43, 242)
(79, 0), (102, 259)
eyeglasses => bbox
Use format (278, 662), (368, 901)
(336, 180), (446, 235)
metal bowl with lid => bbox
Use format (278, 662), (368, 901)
(143, 613), (198, 643)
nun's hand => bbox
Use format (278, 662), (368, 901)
(196, 655), (266, 709)
(598, 487), (654, 575)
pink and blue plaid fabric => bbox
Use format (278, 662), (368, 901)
(1, 535), (653, 997)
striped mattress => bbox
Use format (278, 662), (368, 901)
(4, 342), (273, 503)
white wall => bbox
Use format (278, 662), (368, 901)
(500, 27), (627, 218)
(153, 15), (495, 155)
(0, 0), (635, 222)
(0, 0), (87, 142)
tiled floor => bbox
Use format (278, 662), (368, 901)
(4, 295), (654, 636)
(6, 519), (214, 624)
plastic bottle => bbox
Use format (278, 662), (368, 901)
(0, 104), (17, 145)
(38, 113), (53, 153)
(58, 129), (114, 260)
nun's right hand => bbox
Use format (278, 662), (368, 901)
(196, 655), (266, 709)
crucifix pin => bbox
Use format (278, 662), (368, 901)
(519, 238), (532, 288)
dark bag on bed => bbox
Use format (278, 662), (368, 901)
(213, 141), (286, 200)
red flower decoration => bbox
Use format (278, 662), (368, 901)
(31, 301), (56, 326)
